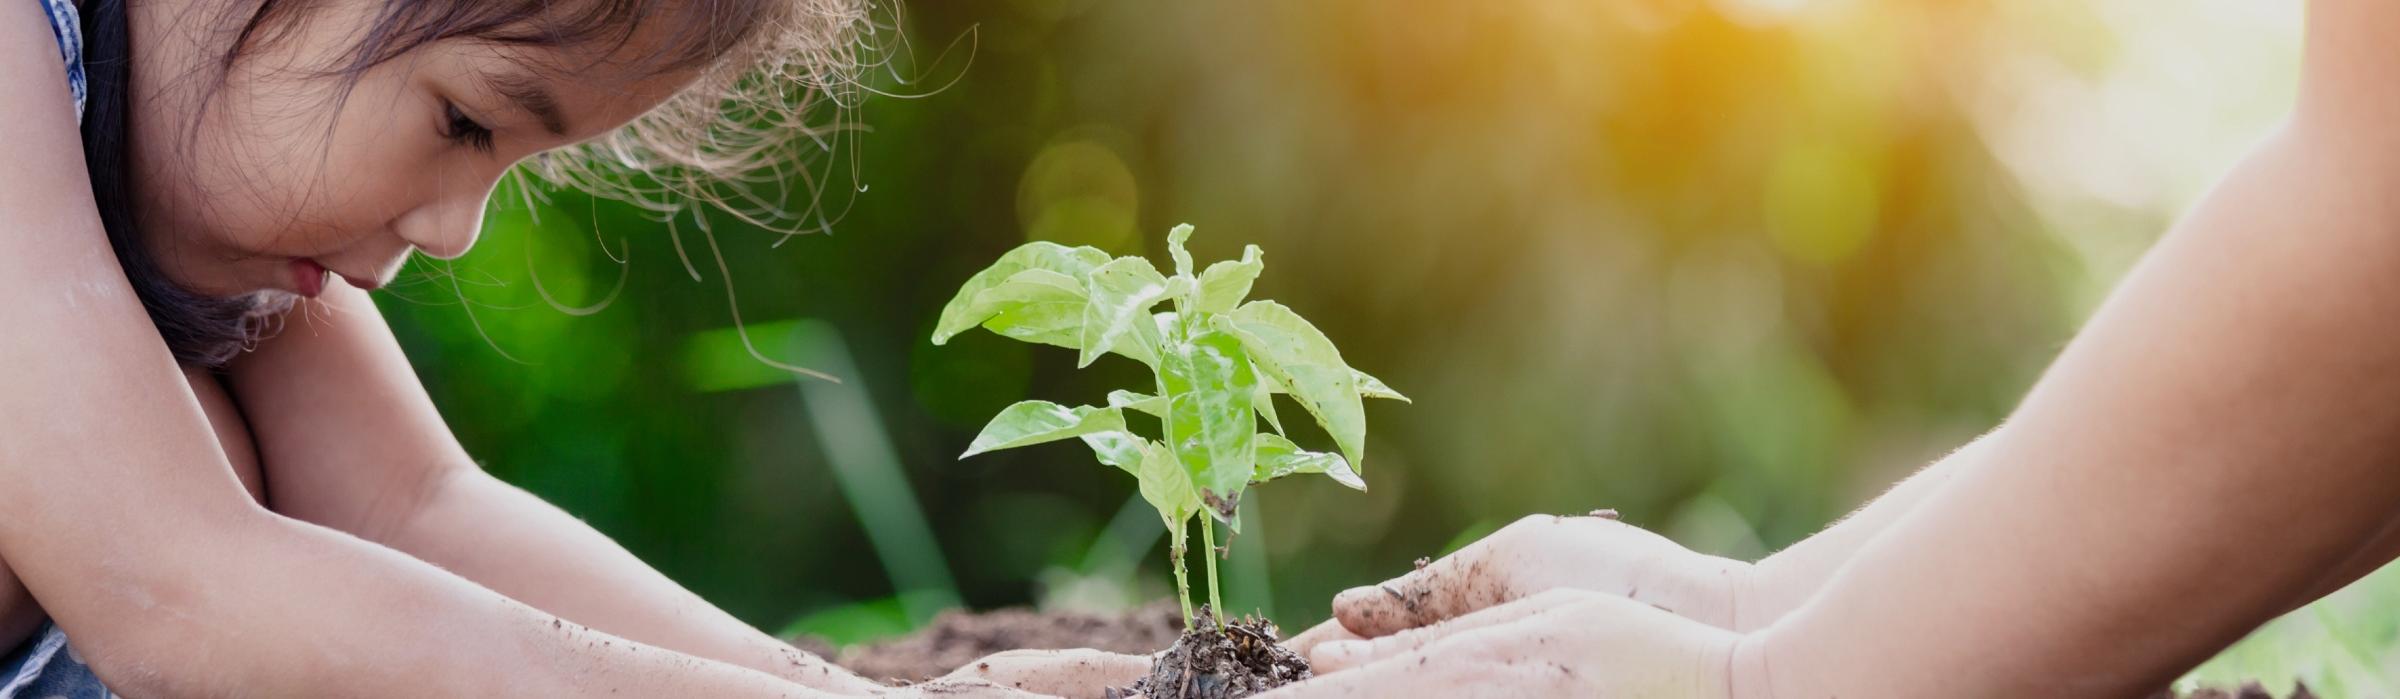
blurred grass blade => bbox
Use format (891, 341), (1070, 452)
(1224, 505), (1274, 618)
(789, 319), (964, 626)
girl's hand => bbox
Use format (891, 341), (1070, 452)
(932, 648), (1153, 699)
(1265, 588), (1741, 698)
(1289, 512), (1757, 657)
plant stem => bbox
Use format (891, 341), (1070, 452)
(1170, 524), (1194, 626)
(1201, 516), (1224, 622)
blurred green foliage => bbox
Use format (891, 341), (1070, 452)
(376, 0), (2374, 685)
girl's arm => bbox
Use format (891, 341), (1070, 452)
(0, 9), (842, 696)
(223, 285), (893, 693)
(1740, 4), (2400, 692)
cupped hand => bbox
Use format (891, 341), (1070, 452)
(1289, 512), (1754, 657)
(920, 648), (1153, 699)
(1264, 589), (1741, 699)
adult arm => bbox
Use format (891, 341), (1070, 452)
(1300, 425), (1993, 658)
(1739, 4), (2400, 693)
(1729, 429), (1987, 628)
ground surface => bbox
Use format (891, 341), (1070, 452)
(790, 602), (1184, 683)
(792, 602), (1307, 698)
(796, 603), (2312, 698)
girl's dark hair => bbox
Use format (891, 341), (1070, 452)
(78, 0), (869, 366)
(81, 0), (278, 366)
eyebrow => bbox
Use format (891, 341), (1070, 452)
(478, 70), (569, 137)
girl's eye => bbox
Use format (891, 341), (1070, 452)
(440, 101), (495, 153)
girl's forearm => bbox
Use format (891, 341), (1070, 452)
(79, 511), (833, 698)
(219, 285), (876, 691)
(384, 467), (882, 693)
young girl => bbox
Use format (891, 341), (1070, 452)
(0, 0), (1143, 696)
(1276, 0), (2400, 696)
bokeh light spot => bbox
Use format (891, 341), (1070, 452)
(1764, 140), (1881, 265)
(1017, 139), (1139, 251)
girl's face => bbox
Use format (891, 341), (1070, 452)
(126, 1), (700, 299)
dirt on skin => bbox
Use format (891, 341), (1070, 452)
(2147, 682), (2317, 699)
(1116, 606), (1310, 699)
(790, 602), (1184, 683)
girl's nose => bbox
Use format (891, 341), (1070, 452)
(395, 185), (492, 261)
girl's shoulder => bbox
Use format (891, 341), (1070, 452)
(34, 0), (83, 122)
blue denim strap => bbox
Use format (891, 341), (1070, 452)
(0, 624), (113, 699)
(38, 0), (86, 122)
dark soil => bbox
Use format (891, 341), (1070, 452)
(1117, 606), (1310, 699)
(789, 601), (1183, 683)
(792, 602), (1307, 699)
(2148, 681), (2317, 699)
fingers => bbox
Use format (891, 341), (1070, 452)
(1330, 512), (1747, 639)
(1332, 515), (1563, 637)
(887, 677), (1052, 698)
(1260, 638), (1569, 699)
(1275, 593), (1737, 698)
(1257, 655), (1526, 699)
(939, 649), (1151, 699)
(1283, 618), (1363, 659)
(1313, 589), (1588, 673)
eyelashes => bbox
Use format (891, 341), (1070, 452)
(440, 100), (495, 153)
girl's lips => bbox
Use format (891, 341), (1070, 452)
(290, 258), (327, 298)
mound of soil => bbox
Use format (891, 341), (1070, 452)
(789, 602), (1183, 683)
(1117, 606), (1309, 699)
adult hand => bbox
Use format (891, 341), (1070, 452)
(1289, 512), (1756, 659)
(1266, 589), (1741, 698)
(928, 648), (1153, 699)
(871, 678), (1075, 698)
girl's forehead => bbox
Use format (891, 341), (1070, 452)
(456, 44), (703, 140)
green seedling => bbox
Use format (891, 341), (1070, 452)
(933, 224), (1406, 625)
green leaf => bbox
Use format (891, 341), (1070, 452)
(1163, 275), (1196, 305)
(1079, 431), (1147, 477)
(943, 267), (1163, 367)
(972, 268), (1089, 346)
(984, 268), (1085, 300)
(1354, 368), (1410, 402)
(1135, 439), (1200, 531)
(1077, 257), (1172, 368)
(1194, 245), (1264, 315)
(961, 401), (1127, 459)
(1219, 301), (1368, 472)
(1253, 380), (1285, 435)
(934, 242), (1109, 344)
(1254, 366), (1408, 404)
(1252, 433), (1364, 491)
(1154, 311), (1187, 347)
(1166, 223), (1197, 279)
(1159, 328), (1259, 521)
(1107, 390), (1167, 417)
